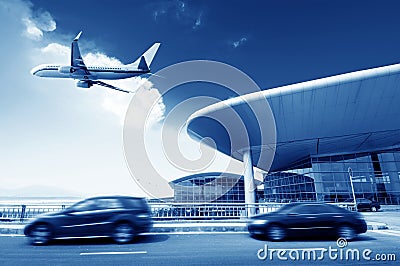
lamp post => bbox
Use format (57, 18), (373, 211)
(348, 167), (357, 209)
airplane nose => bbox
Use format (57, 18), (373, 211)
(30, 65), (43, 76)
(30, 66), (38, 76)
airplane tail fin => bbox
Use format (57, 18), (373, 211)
(127, 43), (161, 70)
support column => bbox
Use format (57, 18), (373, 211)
(377, 153), (400, 204)
(243, 149), (256, 216)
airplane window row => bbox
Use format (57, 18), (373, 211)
(45, 66), (123, 70)
(90, 67), (122, 70)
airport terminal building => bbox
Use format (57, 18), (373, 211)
(186, 62), (400, 207)
(264, 151), (400, 205)
(170, 172), (246, 203)
(168, 150), (400, 205)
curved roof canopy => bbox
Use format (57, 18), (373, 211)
(187, 63), (400, 172)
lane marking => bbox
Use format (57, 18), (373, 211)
(80, 251), (147, 256)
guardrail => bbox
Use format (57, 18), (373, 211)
(150, 202), (357, 219)
(0, 202), (356, 222)
(0, 204), (67, 222)
(150, 202), (286, 220)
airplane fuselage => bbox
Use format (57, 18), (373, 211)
(31, 64), (149, 80)
(30, 31), (160, 93)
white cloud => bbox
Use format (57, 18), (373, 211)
(193, 13), (202, 29)
(80, 51), (165, 126)
(41, 43), (69, 56)
(31, 9), (56, 32)
(0, 1), (55, 41)
(0, 0), (154, 197)
(36, 42), (166, 126)
(22, 17), (43, 40)
(0, 0), (242, 198)
(100, 78), (165, 127)
(84, 52), (123, 67)
(153, 9), (166, 21)
(232, 37), (247, 48)
(151, 1), (203, 30)
(22, 8), (56, 41)
(142, 87), (166, 128)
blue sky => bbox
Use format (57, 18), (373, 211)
(30, 0), (400, 87)
(1, 0), (400, 197)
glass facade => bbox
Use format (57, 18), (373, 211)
(263, 172), (316, 202)
(171, 173), (245, 203)
(169, 152), (400, 205)
(263, 151), (400, 205)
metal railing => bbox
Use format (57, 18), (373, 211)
(150, 202), (287, 220)
(0, 202), (356, 222)
(0, 204), (67, 222)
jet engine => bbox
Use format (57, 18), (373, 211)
(76, 80), (92, 88)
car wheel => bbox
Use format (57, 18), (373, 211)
(112, 223), (135, 244)
(371, 206), (377, 212)
(29, 224), (52, 245)
(267, 224), (286, 241)
(337, 225), (356, 241)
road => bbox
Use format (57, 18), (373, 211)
(0, 231), (399, 265)
(362, 211), (400, 230)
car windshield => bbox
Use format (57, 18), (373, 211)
(68, 199), (98, 212)
(274, 204), (297, 214)
(273, 203), (347, 214)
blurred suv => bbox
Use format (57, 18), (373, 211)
(248, 203), (367, 241)
(24, 196), (152, 245)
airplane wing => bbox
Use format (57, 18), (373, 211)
(91, 80), (133, 93)
(71, 31), (90, 75)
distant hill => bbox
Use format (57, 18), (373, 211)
(0, 185), (82, 198)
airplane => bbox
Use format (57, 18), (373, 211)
(30, 31), (161, 93)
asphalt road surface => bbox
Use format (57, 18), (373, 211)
(1, 231), (399, 265)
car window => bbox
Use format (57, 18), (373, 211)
(275, 204), (297, 214)
(124, 198), (147, 209)
(291, 204), (332, 214)
(71, 199), (98, 212)
(325, 204), (347, 213)
(96, 198), (123, 209)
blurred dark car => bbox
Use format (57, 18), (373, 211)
(248, 203), (367, 241)
(24, 196), (152, 245)
(345, 198), (380, 212)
